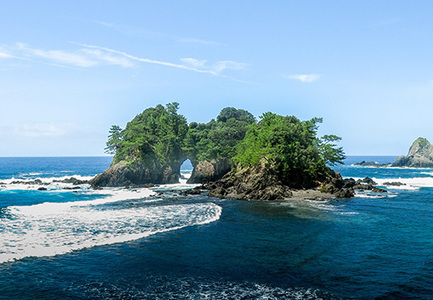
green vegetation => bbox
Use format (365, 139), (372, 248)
(183, 107), (255, 162)
(108, 103), (188, 166)
(233, 113), (345, 188)
(105, 103), (345, 188)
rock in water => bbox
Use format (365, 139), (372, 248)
(204, 159), (355, 200)
(392, 137), (433, 167)
(89, 160), (180, 188)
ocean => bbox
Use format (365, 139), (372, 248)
(1, 156), (433, 299)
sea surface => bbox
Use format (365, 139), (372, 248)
(2, 156), (433, 299)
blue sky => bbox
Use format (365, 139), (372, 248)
(1, 1), (433, 156)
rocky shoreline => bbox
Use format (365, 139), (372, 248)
(200, 160), (387, 201)
(1, 173), (389, 202)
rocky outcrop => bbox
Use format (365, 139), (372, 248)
(354, 161), (390, 167)
(89, 159), (181, 188)
(204, 160), (293, 200)
(392, 137), (433, 168)
(203, 160), (357, 200)
(383, 181), (406, 186)
(319, 171), (355, 198)
(339, 176), (387, 193)
(187, 158), (231, 184)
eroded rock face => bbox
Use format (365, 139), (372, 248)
(204, 160), (292, 200)
(204, 160), (359, 201)
(187, 158), (231, 184)
(89, 160), (180, 188)
(392, 137), (433, 167)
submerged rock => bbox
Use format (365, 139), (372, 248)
(383, 181), (406, 186)
(392, 137), (433, 168)
(180, 186), (204, 195)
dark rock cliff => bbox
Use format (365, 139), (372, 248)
(187, 158), (231, 184)
(204, 159), (355, 200)
(89, 159), (182, 188)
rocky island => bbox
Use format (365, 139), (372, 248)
(90, 103), (254, 188)
(91, 103), (384, 200)
(392, 137), (433, 168)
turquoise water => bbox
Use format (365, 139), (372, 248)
(1, 156), (433, 299)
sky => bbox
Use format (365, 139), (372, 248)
(1, 1), (433, 156)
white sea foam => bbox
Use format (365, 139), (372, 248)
(0, 175), (95, 191)
(349, 176), (433, 190)
(0, 193), (221, 263)
(374, 177), (433, 190)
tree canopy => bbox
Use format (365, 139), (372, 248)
(107, 102), (188, 166)
(233, 113), (345, 188)
(105, 103), (345, 188)
(183, 107), (256, 162)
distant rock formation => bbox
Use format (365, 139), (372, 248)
(392, 137), (433, 168)
(353, 161), (390, 167)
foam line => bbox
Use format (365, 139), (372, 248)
(0, 199), (222, 263)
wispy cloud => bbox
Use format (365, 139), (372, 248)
(4, 43), (134, 68)
(96, 21), (223, 46)
(176, 37), (222, 46)
(1, 42), (249, 82)
(18, 43), (97, 67)
(180, 57), (247, 74)
(14, 123), (68, 138)
(81, 48), (134, 67)
(78, 43), (249, 82)
(0, 52), (13, 59)
(286, 74), (321, 83)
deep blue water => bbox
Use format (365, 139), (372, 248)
(1, 156), (433, 299)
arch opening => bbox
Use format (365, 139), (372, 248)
(179, 159), (193, 182)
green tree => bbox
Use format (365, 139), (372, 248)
(104, 125), (123, 155)
(234, 113), (344, 188)
(319, 134), (346, 166)
(184, 107), (256, 162)
(111, 102), (188, 165)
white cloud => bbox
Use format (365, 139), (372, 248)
(96, 21), (222, 46)
(30, 48), (96, 68)
(82, 49), (134, 67)
(180, 57), (247, 74)
(180, 58), (208, 68)
(80, 44), (249, 81)
(2, 42), (249, 82)
(177, 37), (222, 46)
(10, 43), (134, 68)
(0, 52), (13, 59)
(287, 74), (321, 83)
(14, 123), (68, 138)
(212, 60), (247, 73)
